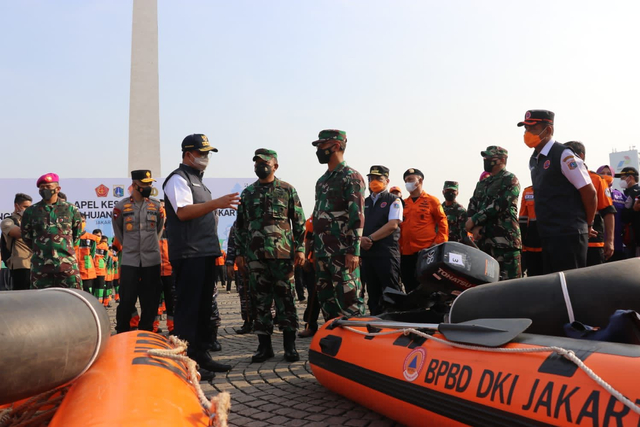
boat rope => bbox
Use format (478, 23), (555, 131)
(0, 384), (69, 427)
(342, 325), (640, 416)
(147, 335), (231, 427)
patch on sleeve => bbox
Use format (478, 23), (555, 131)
(113, 208), (121, 219)
(568, 161), (578, 170)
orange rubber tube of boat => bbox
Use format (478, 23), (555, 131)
(310, 318), (640, 427)
(49, 331), (210, 427)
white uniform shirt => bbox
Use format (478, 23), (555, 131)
(164, 174), (194, 209)
(536, 139), (591, 190)
(370, 192), (403, 222)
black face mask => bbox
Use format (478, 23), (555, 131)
(316, 146), (335, 164)
(137, 186), (152, 198)
(483, 158), (497, 173)
(39, 188), (56, 201)
(255, 164), (272, 179)
(444, 192), (456, 202)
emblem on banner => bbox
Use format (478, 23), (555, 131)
(113, 185), (124, 198)
(95, 184), (109, 198)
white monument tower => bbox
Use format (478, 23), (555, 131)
(128, 0), (161, 176)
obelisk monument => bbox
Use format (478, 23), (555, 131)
(128, 0), (161, 176)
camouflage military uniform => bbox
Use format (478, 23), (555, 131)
(443, 201), (467, 243)
(313, 161), (366, 319)
(235, 178), (306, 334)
(21, 200), (83, 289)
(467, 168), (522, 280)
(226, 222), (253, 324)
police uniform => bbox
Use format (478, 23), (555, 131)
(236, 148), (306, 362)
(311, 130), (366, 320)
(518, 186), (543, 277)
(112, 170), (164, 333)
(21, 173), (82, 289)
(441, 181), (467, 243)
(617, 167), (640, 257)
(361, 165), (403, 315)
(1, 210), (33, 290)
(523, 110), (594, 273)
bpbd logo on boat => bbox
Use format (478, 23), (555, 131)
(403, 348), (426, 382)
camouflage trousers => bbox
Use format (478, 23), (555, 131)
(31, 268), (81, 289)
(315, 255), (365, 321)
(485, 247), (522, 280)
(247, 259), (298, 334)
(236, 266), (254, 322)
(209, 283), (221, 329)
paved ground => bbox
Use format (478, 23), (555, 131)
(108, 288), (403, 427)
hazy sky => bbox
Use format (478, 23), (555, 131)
(2, 0), (639, 212)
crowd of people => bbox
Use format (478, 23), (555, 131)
(2, 110), (638, 380)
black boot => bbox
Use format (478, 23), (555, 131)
(210, 327), (222, 352)
(198, 368), (215, 382)
(251, 334), (274, 363)
(195, 351), (231, 373)
(283, 330), (300, 362)
(236, 320), (253, 334)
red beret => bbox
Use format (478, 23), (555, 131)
(36, 173), (60, 187)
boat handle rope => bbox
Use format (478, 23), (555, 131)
(147, 335), (231, 427)
(558, 271), (576, 323)
(40, 288), (104, 381)
(342, 326), (640, 416)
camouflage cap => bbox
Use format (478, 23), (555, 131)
(443, 181), (459, 190)
(252, 148), (278, 162)
(481, 146), (508, 158)
(36, 173), (59, 187)
(311, 129), (347, 146)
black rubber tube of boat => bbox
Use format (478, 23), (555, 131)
(449, 258), (640, 336)
(0, 288), (110, 404)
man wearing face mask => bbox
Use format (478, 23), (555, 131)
(311, 129), (366, 320)
(112, 170), (165, 334)
(399, 168), (448, 292)
(467, 147), (522, 280)
(1, 193), (33, 290)
(616, 167), (640, 257)
(564, 141), (616, 266)
(521, 110), (597, 274)
(360, 165), (403, 315)
(235, 149), (306, 362)
(162, 134), (240, 379)
(21, 173), (83, 289)
(597, 165), (627, 262)
(442, 181), (467, 243)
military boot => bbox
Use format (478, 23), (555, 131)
(251, 334), (274, 363)
(283, 330), (300, 362)
(210, 327), (222, 352)
(235, 320), (253, 334)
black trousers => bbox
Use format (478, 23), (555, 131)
(171, 256), (215, 354)
(161, 275), (174, 317)
(302, 265), (320, 329)
(11, 268), (31, 291)
(361, 256), (402, 315)
(586, 247), (605, 267)
(522, 251), (543, 277)
(294, 265), (305, 300)
(400, 253), (420, 293)
(214, 265), (226, 288)
(116, 264), (161, 333)
(541, 234), (588, 274)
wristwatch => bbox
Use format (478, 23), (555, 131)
(367, 235), (374, 242)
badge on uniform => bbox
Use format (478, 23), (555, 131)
(126, 223), (134, 231)
(543, 160), (551, 169)
(380, 202), (388, 208)
(113, 208), (121, 219)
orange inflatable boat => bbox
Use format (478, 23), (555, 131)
(49, 331), (228, 427)
(310, 317), (640, 426)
